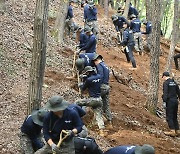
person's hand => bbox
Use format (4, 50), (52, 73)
(78, 82), (84, 88)
(163, 102), (166, 109)
(66, 130), (74, 140)
(79, 74), (87, 79)
(75, 49), (81, 54)
(117, 31), (120, 34)
(51, 143), (60, 153)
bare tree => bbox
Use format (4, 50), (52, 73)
(165, 0), (180, 72)
(145, 0), (152, 21)
(123, 0), (130, 18)
(54, 0), (68, 44)
(0, 0), (5, 13)
(28, 0), (49, 115)
(146, 0), (161, 114)
(104, 0), (109, 17)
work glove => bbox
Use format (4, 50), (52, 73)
(51, 143), (60, 153)
(79, 74), (87, 79)
(75, 49), (81, 54)
(66, 130), (74, 140)
(163, 102), (166, 109)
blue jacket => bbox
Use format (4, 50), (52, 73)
(68, 104), (86, 117)
(104, 146), (136, 154)
(21, 116), (44, 149)
(142, 21), (152, 34)
(128, 5), (139, 17)
(43, 108), (83, 142)
(80, 34), (97, 53)
(79, 29), (89, 48)
(96, 62), (109, 85)
(84, 4), (97, 22)
(82, 73), (101, 98)
(113, 16), (129, 31)
(66, 5), (73, 19)
(121, 28), (134, 46)
(130, 18), (141, 33)
(79, 53), (95, 67)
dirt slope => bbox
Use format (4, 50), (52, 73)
(0, 1), (180, 154)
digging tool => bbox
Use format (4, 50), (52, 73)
(72, 50), (79, 77)
(53, 130), (69, 154)
(77, 71), (82, 97)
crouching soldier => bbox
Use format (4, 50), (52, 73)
(35, 96), (83, 154)
(19, 109), (48, 154)
(75, 66), (107, 137)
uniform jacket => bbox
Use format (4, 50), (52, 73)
(142, 21), (152, 34)
(80, 34), (97, 53)
(128, 5), (139, 17)
(82, 73), (101, 98)
(66, 5), (73, 19)
(43, 108), (83, 142)
(162, 78), (180, 102)
(104, 145), (136, 154)
(79, 53), (95, 67)
(130, 18), (141, 33)
(96, 62), (109, 85)
(84, 4), (97, 22)
(120, 28), (134, 46)
(21, 116), (44, 149)
(113, 16), (129, 31)
(79, 30), (89, 48)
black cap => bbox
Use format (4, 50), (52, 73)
(162, 72), (170, 78)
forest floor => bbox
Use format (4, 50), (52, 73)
(0, 1), (180, 154)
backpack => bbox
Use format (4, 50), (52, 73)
(74, 136), (103, 154)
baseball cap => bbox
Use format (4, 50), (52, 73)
(162, 72), (170, 78)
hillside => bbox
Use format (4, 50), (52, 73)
(0, 1), (180, 154)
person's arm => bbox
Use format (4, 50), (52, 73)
(81, 77), (90, 91)
(176, 84), (180, 100)
(71, 111), (83, 133)
(162, 81), (169, 102)
(120, 31), (128, 46)
(89, 7), (97, 16)
(43, 113), (52, 143)
(123, 17), (130, 27)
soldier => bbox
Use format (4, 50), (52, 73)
(78, 26), (97, 53)
(75, 53), (96, 73)
(162, 72), (180, 137)
(128, 3), (139, 19)
(111, 14), (129, 43)
(130, 14), (143, 55)
(75, 66), (107, 137)
(120, 24), (137, 69)
(19, 109), (48, 154)
(35, 96), (83, 154)
(92, 54), (113, 129)
(84, 0), (98, 36)
(104, 144), (155, 154)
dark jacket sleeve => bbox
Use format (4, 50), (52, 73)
(43, 113), (51, 142)
(89, 7), (97, 16)
(68, 6), (73, 18)
(176, 84), (180, 100)
(120, 31), (128, 46)
(162, 80), (169, 102)
(80, 36), (95, 51)
(71, 111), (83, 133)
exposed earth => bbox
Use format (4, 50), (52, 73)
(0, 1), (180, 154)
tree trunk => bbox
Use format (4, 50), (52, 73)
(160, 0), (169, 21)
(99, 0), (104, 7)
(0, 0), (5, 13)
(165, 0), (179, 72)
(104, 0), (109, 17)
(146, 0), (161, 114)
(54, 1), (68, 44)
(146, 0), (152, 21)
(28, 0), (49, 115)
(123, 0), (130, 18)
(115, 0), (121, 10)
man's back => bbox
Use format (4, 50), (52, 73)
(104, 146), (136, 154)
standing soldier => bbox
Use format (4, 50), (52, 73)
(19, 109), (48, 154)
(75, 66), (107, 137)
(111, 14), (129, 43)
(84, 0), (98, 36)
(128, 3), (139, 19)
(130, 14), (143, 55)
(120, 24), (137, 69)
(35, 96), (83, 154)
(174, 53), (180, 70)
(65, 0), (76, 38)
(78, 26), (97, 53)
(92, 54), (113, 129)
(162, 72), (180, 137)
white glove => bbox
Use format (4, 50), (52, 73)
(163, 102), (166, 109)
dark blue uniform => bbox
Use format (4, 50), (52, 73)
(128, 5), (139, 18)
(82, 74), (101, 98)
(80, 34), (97, 53)
(121, 28), (136, 68)
(104, 145), (136, 154)
(113, 16), (129, 32)
(130, 18), (141, 33)
(79, 29), (89, 48)
(96, 62), (109, 84)
(66, 5), (73, 19)
(43, 108), (83, 143)
(68, 104), (86, 118)
(21, 116), (44, 149)
(142, 21), (152, 34)
(79, 53), (95, 67)
(162, 78), (180, 130)
(84, 4), (97, 22)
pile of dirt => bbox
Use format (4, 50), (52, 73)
(0, 1), (180, 154)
